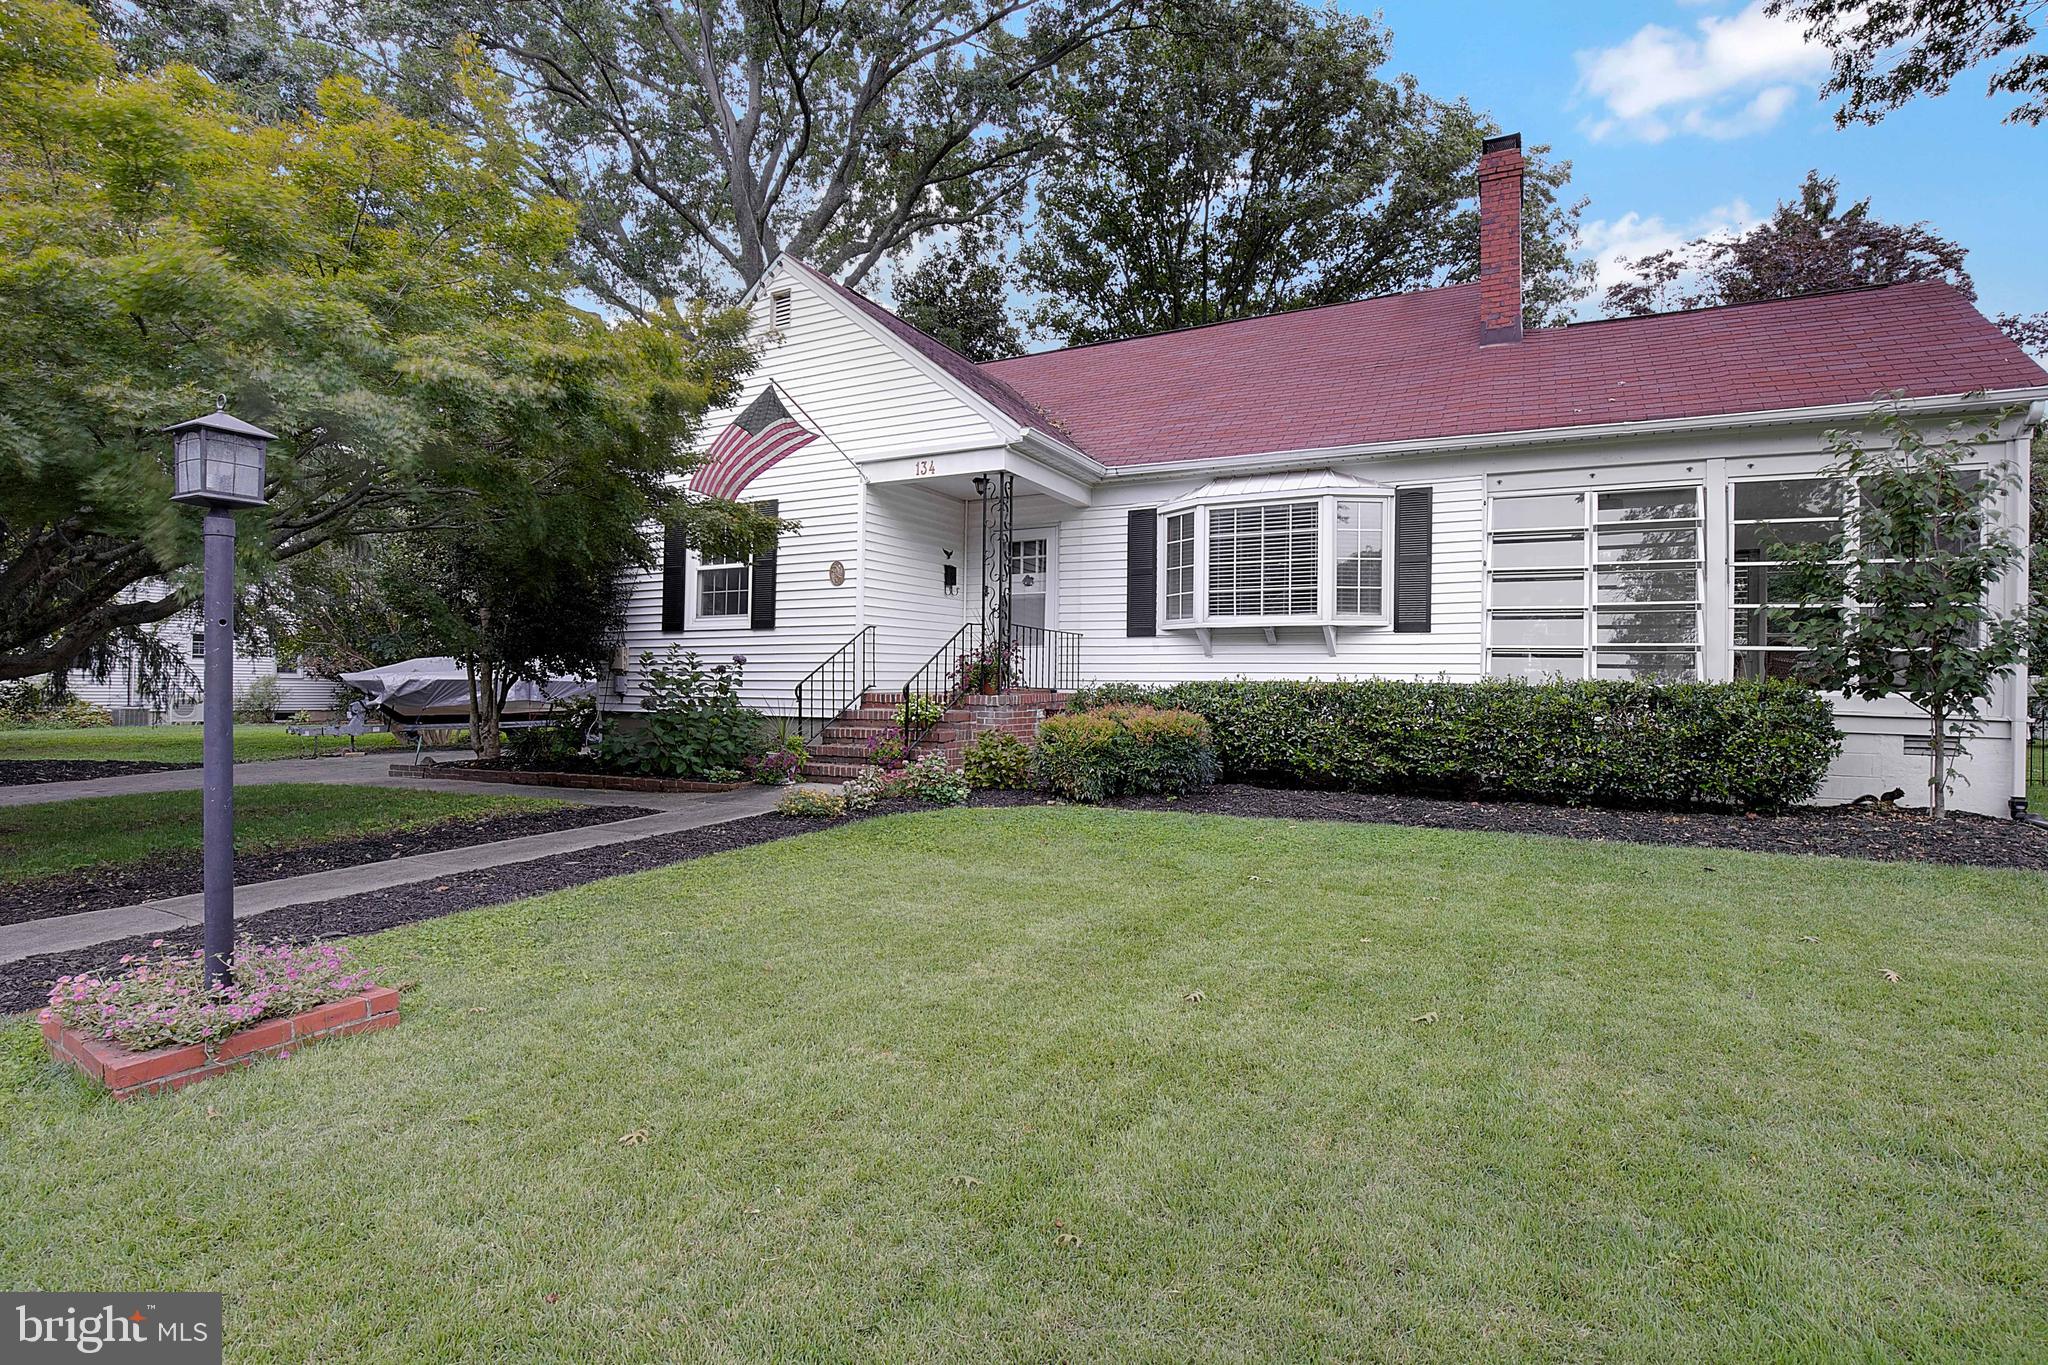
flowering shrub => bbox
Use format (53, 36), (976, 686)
(0, 681), (109, 730)
(895, 696), (945, 730)
(601, 647), (765, 779)
(864, 733), (907, 770)
(777, 787), (847, 819)
(893, 753), (971, 806)
(43, 940), (380, 1053)
(747, 733), (808, 785)
(1034, 706), (1216, 803)
(843, 767), (895, 811)
(962, 731), (1034, 789)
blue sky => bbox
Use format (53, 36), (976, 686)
(1367, 0), (2044, 325)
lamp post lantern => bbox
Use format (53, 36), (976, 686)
(165, 402), (275, 987)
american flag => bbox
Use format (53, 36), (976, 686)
(692, 386), (817, 500)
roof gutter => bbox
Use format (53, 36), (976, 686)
(1093, 386), (2048, 483)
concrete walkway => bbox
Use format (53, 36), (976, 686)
(0, 751), (690, 808)
(0, 784), (785, 964)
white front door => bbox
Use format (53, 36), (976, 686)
(1008, 527), (1056, 630)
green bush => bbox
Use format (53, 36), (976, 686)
(777, 788), (847, 819)
(1065, 678), (1840, 811)
(233, 674), (284, 723)
(600, 647), (764, 779)
(0, 682), (110, 730)
(962, 731), (1034, 789)
(894, 753), (971, 806)
(1034, 706), (1217, 804)
(895, 696), (945, 730)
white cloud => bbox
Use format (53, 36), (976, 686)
(1577, 199), (1760, 300)
(1575, 2), (1827, 142)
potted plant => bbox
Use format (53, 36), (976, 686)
(958, 638), (1018, 695)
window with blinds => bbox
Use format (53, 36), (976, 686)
(1208, 502), (1319, 617)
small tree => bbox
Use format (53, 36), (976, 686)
(1773, 404), (2028, 816)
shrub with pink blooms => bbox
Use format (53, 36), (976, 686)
(42, 940), (380, 1053)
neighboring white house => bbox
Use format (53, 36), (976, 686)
(620, 134), (2048, 817)
(59, 598), (339, 721)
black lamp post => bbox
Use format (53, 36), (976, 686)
(165, 402), (275, 987)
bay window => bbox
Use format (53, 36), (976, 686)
(1155, 482), (1397, 631)
(1486, 485), (1702, 681)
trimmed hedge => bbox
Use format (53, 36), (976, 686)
(1065, 679), (1841, 811)
(1034, 706), (1218, 803)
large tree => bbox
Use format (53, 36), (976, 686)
(338, 0), (1137, 314)
(886, 230), (1025, 361)
(1768, 0), (2047, 127)
(1018, 0), (1591, 346)
(0, 1), (758, 684)
(1604, 171), (1978, 317)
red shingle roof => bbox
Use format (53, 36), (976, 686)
(979, 280), (2047, 468)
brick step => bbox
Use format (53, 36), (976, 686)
(818, 723), (967, 744)
(800, 760), (874, 780)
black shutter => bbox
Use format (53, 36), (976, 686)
(1126, 508), (1157, 637)
(749, 499), (778, 631)
(660, 517), (688, 634)
(1394, 486), (1433, 633)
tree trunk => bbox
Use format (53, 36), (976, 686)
(1928, 707), (1947, 819)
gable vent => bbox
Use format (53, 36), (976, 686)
(768, 288), (793, 336)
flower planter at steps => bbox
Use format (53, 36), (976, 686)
(42, 986), (401, 1100)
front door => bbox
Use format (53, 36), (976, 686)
(1007, 528), (1056, 630)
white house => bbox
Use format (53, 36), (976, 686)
(621, 134), (2048, 817)
(59, 598), (339, 722)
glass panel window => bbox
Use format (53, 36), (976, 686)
(1492, 575), (1584, 609)
(1492, 615), (1586, 648)
(1491, 534), (1586, 571)
(1595, 526), (1698, 564)
(1489, 653), (1586, 682)
(1333, 499), (1386, 618)
(1208, 501), (1319, 617)
(1491, 492), (1586, 532)
(1163, 512), (1195, 622)
(698, 562), (749, 618)
(1595, 650), (1699, 682)
(1596, 609), (1699, 645)
(1008, 538), (1047, 578)
(1488, 483), (1701, 680)
(1595, 569), (1695, 605)
(1731, 476), (1846, 678)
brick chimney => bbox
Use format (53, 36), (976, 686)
(1478, 133), (1524, 344)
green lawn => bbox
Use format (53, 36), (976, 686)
(0, 785), (565, 883)
(0, 723), (406, 764)
(5, 806), (2047, 1360)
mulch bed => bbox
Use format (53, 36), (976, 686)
(0, 758), (197, 786)
(0, 804), (656, 928)
(1118, 785), (2048, 873)
(3, 784), (2040, 1016)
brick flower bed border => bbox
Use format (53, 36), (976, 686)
(387, 763), (746, 794)
(42, 986), (401, 1100)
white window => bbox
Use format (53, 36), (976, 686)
(1731, 477), (1847, 680)
(698, 560), (750, 619)
(1333, 499), (1386, 619)
(1163, 512), (1195, 622)
(1486, 484), (1703, 682)
(1155, 487), (1396, 630)
(1209, 501), (1320, 618)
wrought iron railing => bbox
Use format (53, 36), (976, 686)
(792, 626), (876, 742)
(901, 623), (982, 750)
(1006, 624), (1082, 693)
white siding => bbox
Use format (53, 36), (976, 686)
(863, 483), (971, 682)
(995, 463), (1485, 684)
(56, 603), (340, 718)
(619, 260), (999, 712)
